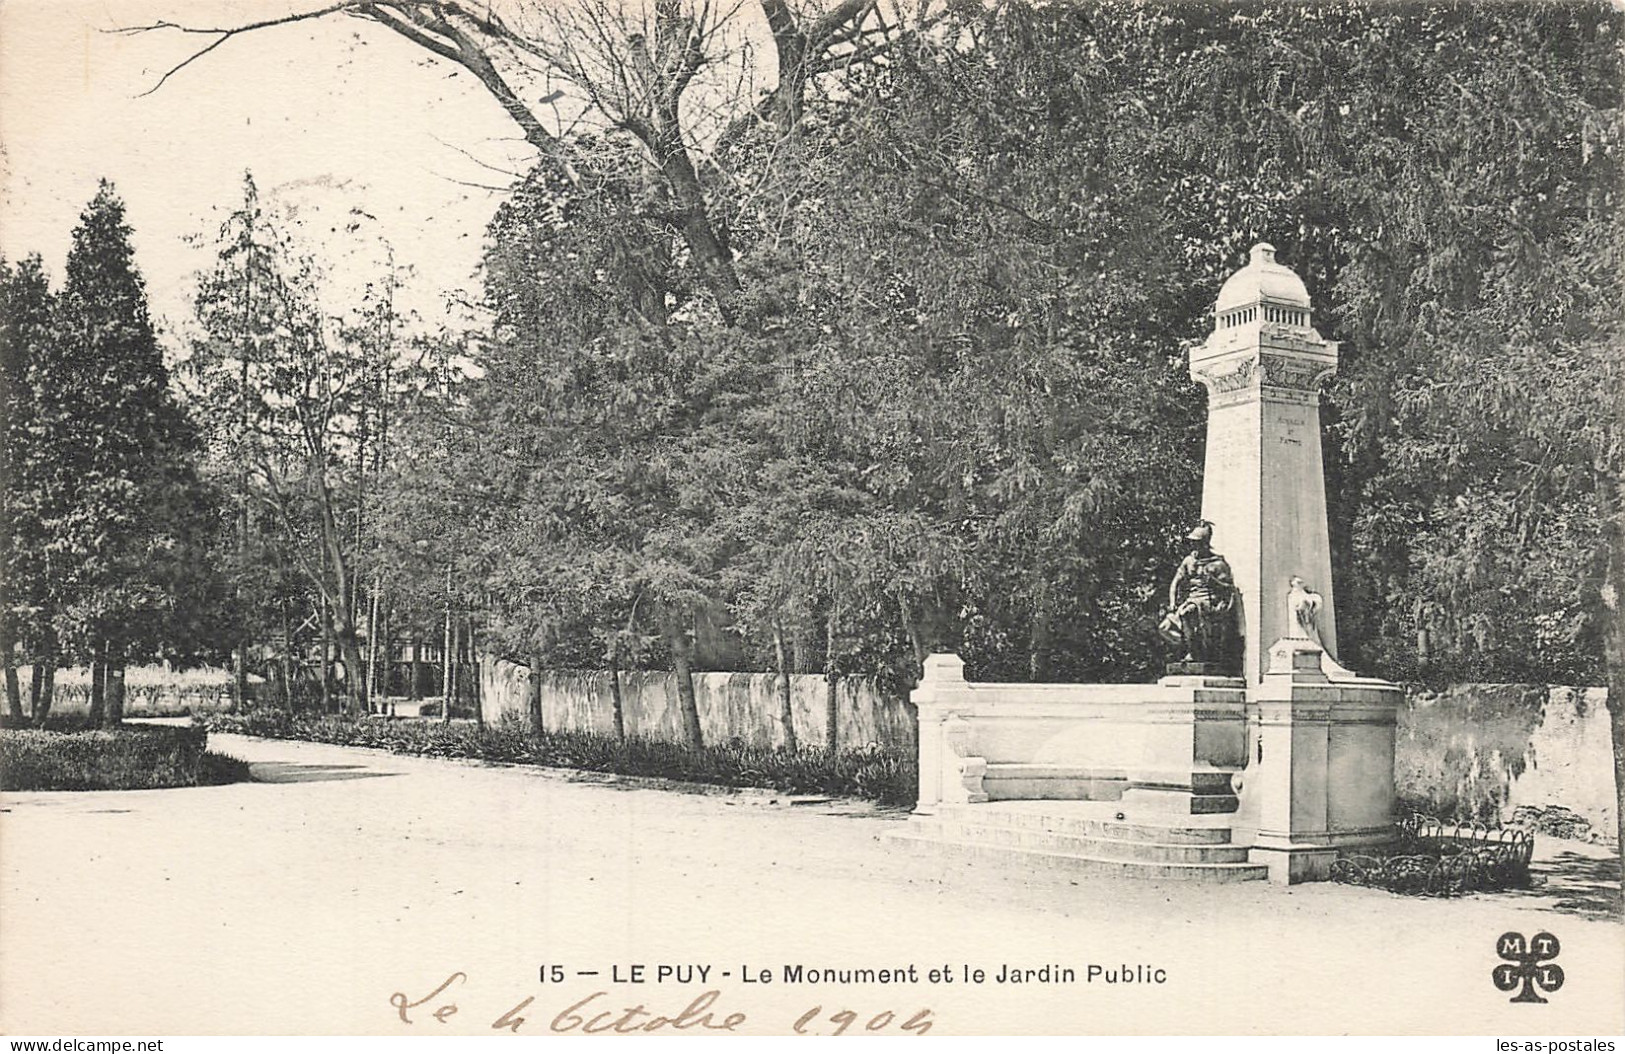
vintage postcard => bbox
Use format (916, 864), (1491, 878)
(1, 0), (1621, 1039)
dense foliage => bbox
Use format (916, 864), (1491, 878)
(371, 0), (1621, 704)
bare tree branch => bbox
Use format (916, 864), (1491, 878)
(111, 3), (360, 38)
(113, 2), (364, 96)
(121, 0), (929, 318)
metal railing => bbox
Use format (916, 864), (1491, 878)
(1331, 814), (1534, 896)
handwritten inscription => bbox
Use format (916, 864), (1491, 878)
(794, 1005), (936, 1036)
(551, 989), (746, 1033)
(390, 971), (465, 1024)
(390, 972), (934, 1035)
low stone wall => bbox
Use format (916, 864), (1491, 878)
(14, 667), (237, 718)
(478, 657), (914, 752)
(1395, 685), (1616, 839)
(479, 660), (1613, 835)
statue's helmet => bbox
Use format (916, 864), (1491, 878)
(1186, 523), (1213, 544)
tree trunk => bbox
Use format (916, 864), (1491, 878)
(1, 620), (22, 719)
(758, 0), (807, 132)
(1598, 477), (1625, 859)
(897, 592), (927, 674)
(469, 616), (483, 727)
(609, 648), (627, 742)
(528, 649), (545, 735)
(1028, 584), (1052, 683)
(824, 610), (840, 753)
(106, 649), (125, 727)
(773, 624), (798, 751)
(33, 627), (55, 727)
(314, 473), (365, 713)
(664, 611), (703, 748)
(772, 39), (808, 132)
(235, 240), (252, 714)
(1605, 634), (1624, 862)
(657, 150), (740, 318)
(0, 519), (16, 719)
(366, 585), (381, 713)
(354, 392), (368, 643)
(450, 615), (460, 718)
(88, 646), (107, 727)
(320, 592), (332, 712)
(379, 608), (391, 700)
(279, 595), (295, 709)
(442, 592), (454, 724)
(336, 628), (368, 718)
(233, 644), (249, 712)
(410, 639), (423, 701)
(28, 662), (42, 719)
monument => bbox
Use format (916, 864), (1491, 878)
(1188, 241), (1341, 684)
(895, 244), (1404, 884)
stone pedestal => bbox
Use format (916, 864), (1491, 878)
(1243, 639), (1402, 884)
(913, 654), (980, 814)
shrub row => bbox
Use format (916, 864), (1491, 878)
(1, 723), (210, 791)
(206, 709), (918, 807)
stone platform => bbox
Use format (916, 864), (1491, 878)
(902, 644), (1403, 885)
(886, 801), (1268, 883)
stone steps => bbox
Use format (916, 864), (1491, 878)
(933, 803), (1234, 844)
(904, 817), (1253, 864)
(886, 831), (1269, 883)
(1117, 789), (1240, 815)
(1115, 770), (1241, 815)
(889, 802), (1268, 883)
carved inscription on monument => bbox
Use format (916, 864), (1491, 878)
(1204, 412), (1248, 474)
(1276, 412), (1306, 448)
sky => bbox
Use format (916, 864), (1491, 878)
(0, 0), (543, 338)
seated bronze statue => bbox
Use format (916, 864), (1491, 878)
(1158, 523), (1242, 674)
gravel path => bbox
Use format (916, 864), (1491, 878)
(2, 733), (1619, 1035)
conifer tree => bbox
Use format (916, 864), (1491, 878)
(189, 174), (398, 712)
(51, 181), (219, 725)
(0, 256), (58, 719)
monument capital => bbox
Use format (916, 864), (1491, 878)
(1215, 242), (1310, 312)
(1190, 243), (1339, 410)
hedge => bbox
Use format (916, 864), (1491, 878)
(1, 722), (211, 791)
(206, 709), (917, 806)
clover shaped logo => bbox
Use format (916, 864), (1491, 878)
(1492, 931), (1563, 1004)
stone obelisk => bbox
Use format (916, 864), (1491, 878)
(1189, 243), (1340, 684)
